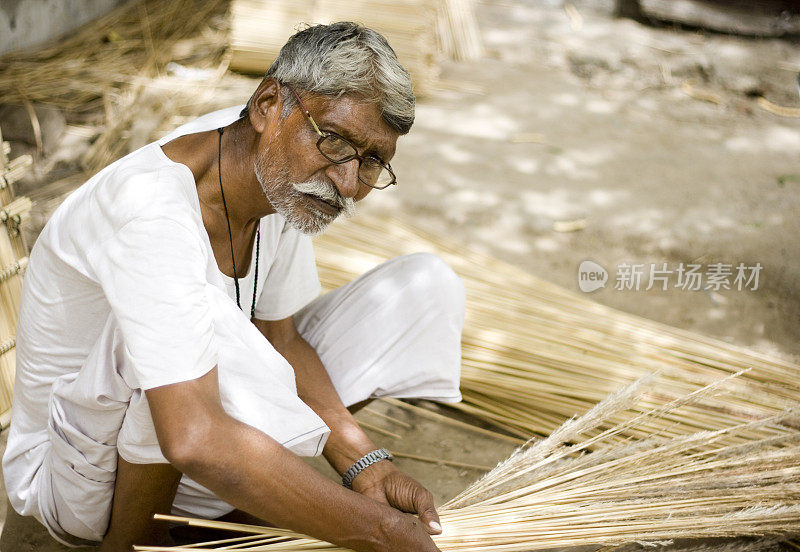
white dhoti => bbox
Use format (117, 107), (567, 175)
(33, 253), (464, 545)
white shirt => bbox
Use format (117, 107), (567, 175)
(3, 106), (323, 516)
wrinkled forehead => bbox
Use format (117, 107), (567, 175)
(300, 93), (401, 161)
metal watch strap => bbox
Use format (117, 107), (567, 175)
(342, 448), (394, 489)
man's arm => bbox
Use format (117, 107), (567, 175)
(254, 317), (442, 533)
(146, 368), (439, 552)
(254, 317), (381, 475)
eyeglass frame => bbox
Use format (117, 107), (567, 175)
(284, 83), (397, 190)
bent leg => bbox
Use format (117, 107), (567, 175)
(295, 252), (466, 407)
(33, 315), (188, 547)
(99, 456), (181, 551)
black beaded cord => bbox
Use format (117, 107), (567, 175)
(217, 127), (260, 318)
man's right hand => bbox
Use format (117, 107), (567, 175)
(146, 368), (441, 552)
(377, 507), (442, 552)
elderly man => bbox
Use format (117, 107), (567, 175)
(1, 22), (464, 551)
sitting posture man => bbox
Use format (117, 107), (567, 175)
(2, 22), (464, 552)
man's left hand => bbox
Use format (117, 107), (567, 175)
(351, 461), (442, 535)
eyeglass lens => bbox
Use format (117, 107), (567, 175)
(318, 135), (393, 188)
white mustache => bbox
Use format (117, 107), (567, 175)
(293, 180), (356, 218)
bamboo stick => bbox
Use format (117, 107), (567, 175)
(356, 420), (401, 440)
(383, 398), (525, 444)
(389, 451), (493, 471)
(361, 407), (412, 429)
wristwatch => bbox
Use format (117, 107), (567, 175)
(342, 448), (394, 489)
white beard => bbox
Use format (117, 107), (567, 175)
(254, 153), (356, 236)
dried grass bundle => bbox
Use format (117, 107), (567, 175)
(0, 0), (229, 113)
(0, 130), (32, 425)
(133, 376), (800, 552)
(1, 0), (231, 178)
(229, 0), (483, 94)
(436, 0), (484, 62)
(312, 215), (800, 445)
(230, 0), (441, 94)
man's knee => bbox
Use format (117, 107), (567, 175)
(397, 252), (465, 320)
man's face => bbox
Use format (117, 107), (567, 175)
(254, 93), (401, 236)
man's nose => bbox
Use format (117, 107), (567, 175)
(326, 159), (361, 199)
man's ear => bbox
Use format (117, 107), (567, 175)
(248, 78), (283, 134)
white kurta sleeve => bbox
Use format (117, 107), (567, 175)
(87, 217), (218, 390)
(253, 223), (321, 321)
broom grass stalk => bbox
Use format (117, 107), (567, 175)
(140, 377), (800, 552)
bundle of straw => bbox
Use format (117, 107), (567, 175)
(1, 0), (231, 177)
(229, 0), (483, 94)
(436, 0), (484, 62)
(0, 148), (33, 192)
(312, 215), (800, 445)
(133, 375), (800, 551)
(0, 129), (32, 426)
(230, 0), (441, 94)
(0, 0), (229, 113)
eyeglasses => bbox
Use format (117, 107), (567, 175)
(285, 84), (397, 190)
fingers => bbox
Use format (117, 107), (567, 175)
(412, 488), (441, 535)
(377, 470), (443, 537)
(393, 512), (442, 552)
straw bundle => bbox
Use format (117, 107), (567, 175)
(0, 0), (229, 113)
(229, 0), (483, 94)
(0, 130), (33, 426)
(436, 0), (484, 62)
(80, 60), (230, 173)
(0, 150), (33, 192)
(133, 375), (800, 551)
(311, 215), (800, 445)
(1, 0), (230, 180)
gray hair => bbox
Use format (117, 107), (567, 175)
(241, 22), (415, 134)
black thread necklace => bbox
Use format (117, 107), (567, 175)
(217, 127), (260, 318)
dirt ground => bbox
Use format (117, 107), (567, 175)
(379, 0), (800, 363)
(1, 0), (799, 548)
